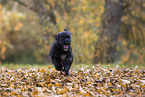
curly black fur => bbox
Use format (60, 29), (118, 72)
(49, 29), (73, 75)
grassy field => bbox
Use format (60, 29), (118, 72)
(0, 63), (145, 96)
(1, 63), (145, 70)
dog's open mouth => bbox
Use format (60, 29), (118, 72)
(64, 45), (69, 51)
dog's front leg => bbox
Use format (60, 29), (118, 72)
(63, 56), (73, 76)
(51, 57), (62, 71)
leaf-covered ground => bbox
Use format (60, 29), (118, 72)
(0, 65), (145, 96)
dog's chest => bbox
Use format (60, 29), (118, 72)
(61, 54), (67, 62)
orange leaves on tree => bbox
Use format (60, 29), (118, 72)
(0, 4), (2, 8)
(0, 46), (6, 60)
(14, 22), (23, 31)
(1, 46), (6, 54)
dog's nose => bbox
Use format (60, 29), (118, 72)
(64, 40), (70, 44)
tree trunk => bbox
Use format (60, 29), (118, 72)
(94, 0), (124, 63)
(32, 0), (56, 25)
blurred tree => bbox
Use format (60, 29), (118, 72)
(94, 0), (145, 64)
(4, 0), (104, 64)
(1, 0), (144, 64)
(11, 0), (56, 25)
(94, 0), (124, 63)
(119, 0), (145, 64)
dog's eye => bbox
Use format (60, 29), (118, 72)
(67, 36), (70, 38)
(61, 36), (64, 40)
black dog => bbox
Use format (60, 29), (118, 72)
(49, 29), (73, 75)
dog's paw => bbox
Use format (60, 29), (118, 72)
(65, 71), (70, 76)
(60, 71), (64, 75)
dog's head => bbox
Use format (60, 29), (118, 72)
(55, 29), (72, 51)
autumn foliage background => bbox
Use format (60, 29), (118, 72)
(0, 0), (145, 64)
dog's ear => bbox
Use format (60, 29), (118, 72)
(55, 32), (61, 40)
(55, 34), (58, 40)
(64, 28), (72, 38)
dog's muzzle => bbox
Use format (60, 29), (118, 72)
(63, 40), (71, 51)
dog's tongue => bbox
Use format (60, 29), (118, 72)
(64, 45), (68, 49)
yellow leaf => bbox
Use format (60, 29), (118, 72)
(40, 67), (46, 72)
(94, 73), (98, 77)
(64, 86), (69, 92)
(85, 73), (88, 76)
(101, 87), (107, 90)
(3, 92), (8, 96)
(48, 65), (51, 69)
(79, 92), (84, 95)
(21, 87), (25, 92)
(142, 85), (145, 88)
(81, 82), (85, 86)
(32, 90), (38, 95)
(116, 88), (121, 92)
(79, 76), (83, 79)
(108, 82), (112, 86)
(10, 84), (15, 88)
(84, 93), (90, 96)
(11, 92), (17, 95)
(55, 83), (61, 86)
(77, 81), (80, 84)
(0, 4), (2, 8)
(58, 90), (65, 94)
(88, 81), (91, 84)
(74, 79), (78, 82)
(135, 70), (139, 73)
(71, 87), (76, 91)
(122, 84), (126, 88)
(48, 84), (52, 87)
(116, 70), (120, 73)
(98, 89), (102, 93)
(51, 68), (55, 72)
(98, 84), (102, 87)
(17, 95), (20, 97)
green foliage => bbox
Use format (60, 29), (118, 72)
(54, 0), (104, 63)
(0, 5), (25, 62)
(119, 0), (145, 64)
(0, 0), (105, 64)
(0, 2), (46, 63)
